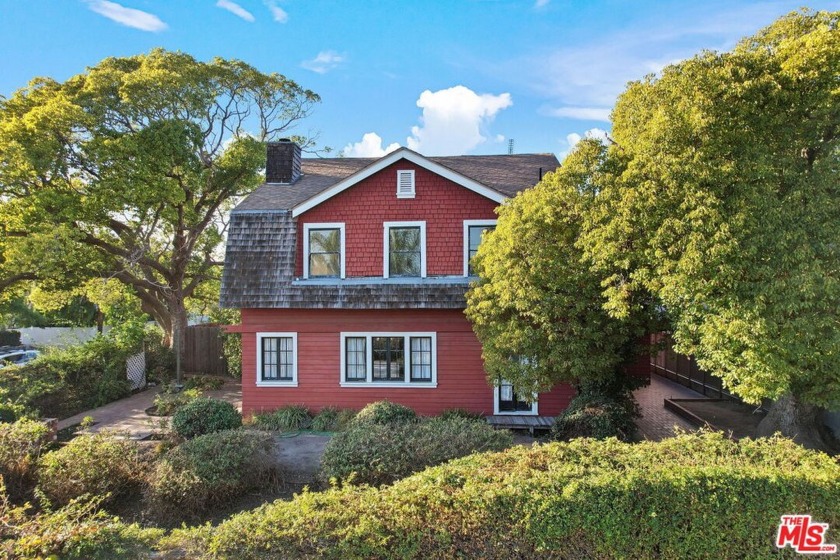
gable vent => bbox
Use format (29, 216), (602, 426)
(396, 170), (415, 198)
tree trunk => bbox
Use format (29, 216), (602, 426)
(170, 299), (189, 387)
(756, 393), (839, 453)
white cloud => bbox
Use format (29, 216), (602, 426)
(264, 0), (288, 23)
(301, 51), (345, 74)
(544, 106), (611, 122)
(342, 133), (401, 157)
(561, 127), (610, 159)
(86, 0), (167, 32)
(406, 86), (512, 156)
(216, 0), (255, 22)
(534, 0), (550, 8)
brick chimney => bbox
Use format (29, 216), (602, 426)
(266, 139), (301, 184)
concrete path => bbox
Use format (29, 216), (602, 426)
(57, 380), (242, 439)
(633, 375), (700, 441)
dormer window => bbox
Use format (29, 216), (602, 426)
(396, 170), (415, 198)
(303, 223), (345, 279)
(384, 221), (426, 278)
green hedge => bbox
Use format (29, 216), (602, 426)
(172, 398), (241, 439)
(321, 416), (513, 486)
(183, 432), (840, 559)
(0, 336), (133, 419)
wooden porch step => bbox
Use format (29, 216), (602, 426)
(487, 415), (555, 432)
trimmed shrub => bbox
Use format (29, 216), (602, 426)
(180, 433), (840, 559)
(438, 408), (484, 421)
(172, 398), (241, 439)
(251, 404), (312, 431)
(0, 400), (27, 423)
(349, 400), (417, 428)
(146, 429), (278, 521)
(0, 419), (51, 503)
(321, 416), (512, 486)
(183, 375), (225, 391)
(38, 432), (144, 507)
(552, 376), (641, 441)
(0, 336), (133, 419)
(144, 327), (175, 383)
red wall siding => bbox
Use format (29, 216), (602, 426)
(296, 160), (499, 278)
(240, 308), (573, 417)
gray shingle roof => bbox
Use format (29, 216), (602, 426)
(221, 151), (559, 309)
(234, 152), (559, 212)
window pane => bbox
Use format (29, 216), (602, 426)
(262, 336), (294, 381)
(468, 225), (495, 275)
(345, 337), (367, 381)
(308, 228), (340, 277)
(372, 337), (404, 381)
(410, 337), (432, 381)
(310, 253), (340, 277)
(389, 227), (421, 277)
(309, 229), (339, 253)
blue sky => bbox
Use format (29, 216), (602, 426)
(1, 1), (837, 158)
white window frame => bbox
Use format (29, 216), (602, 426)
(493, 382), (538, 416)
(339, 332), (437, 388)
(256, 332), (298, 387)
(463, 219), (498, 277)
(303, 222), (346, 279)
(383, 221), (426, 278)
(396, 169), (415, 198)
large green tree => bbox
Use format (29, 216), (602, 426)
(581, 9), (839, 448)
(0, 50), (319, 360)
(466, 140), (656, 395)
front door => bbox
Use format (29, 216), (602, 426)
(496, 381), (537, 414)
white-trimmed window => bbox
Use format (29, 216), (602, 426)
(303, 223), (345, 279)
(384, 221), (426, 278)
(256, 332), (298, 387)
(463, 220), (497, 276)
(396, 170), (415, 198)
(340, 332), (437, 387)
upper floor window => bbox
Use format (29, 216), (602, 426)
(463, 220), (497, 276)
(396, 170), (415, 198)
(256, 332), (298, 387)
(384, 221), (426, 278)
(303, 223), (345, 279)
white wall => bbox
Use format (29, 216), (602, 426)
(14, 326), (110, 348)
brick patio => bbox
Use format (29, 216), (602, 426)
(634, 375), (702, 440)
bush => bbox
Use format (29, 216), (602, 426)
(321, 416), (512, 486)
(311, 406), (357, 432)
(183, 375), (225, 391)
(552, 375), (641, 441)
(0, 419), (51, 503)
(251, 404), (312, 431)
(172, 398), (241, 439)
(146, 429), (278, 521)
(0, 336), (133, 419)
(143, 327), (175, 383)
(0, 400), (27, 423)
(180, 433), (840, 559)
(152, 386), (201, 416)
(0, 330), (21, 346)
(349, 400), (417, 428)
(37, 432), (144, 507)
(438, 408), (484, 421)
(0, 482), (161, 560)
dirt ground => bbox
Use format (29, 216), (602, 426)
(675, 399), (766, 439)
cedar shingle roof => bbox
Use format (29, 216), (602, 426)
(234, 152), (559, 212)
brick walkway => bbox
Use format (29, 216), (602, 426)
(634, 375), (701, 441)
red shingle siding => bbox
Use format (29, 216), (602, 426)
(295, 161), (499, 278)
(239, 308), (573, 417)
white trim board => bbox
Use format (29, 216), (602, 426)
(291, 147), (507, 217)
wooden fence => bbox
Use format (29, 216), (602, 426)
(650, 333), (739, 401)
(183, 324), (227, 376)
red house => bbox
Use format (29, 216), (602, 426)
(220, 140), (572, 418)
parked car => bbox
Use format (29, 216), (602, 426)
(0, 349), (40, 368)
